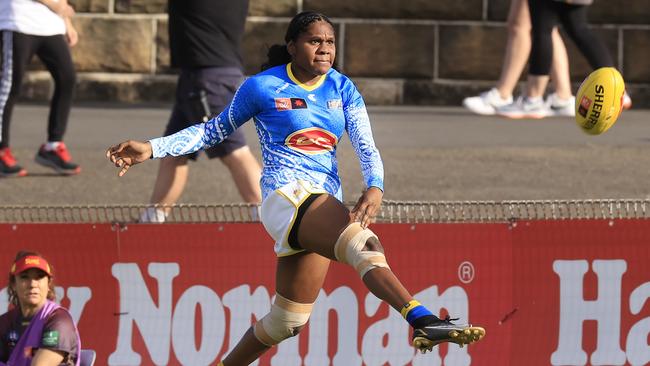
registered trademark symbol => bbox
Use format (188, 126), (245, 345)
(458, 261), (475, 284)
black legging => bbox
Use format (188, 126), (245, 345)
(528, 0), (613, 76)
(0, 31), (76, 148)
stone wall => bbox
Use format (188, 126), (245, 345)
(22, 0), (650, 107)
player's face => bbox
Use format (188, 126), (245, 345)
(288, 20), (336, 84)
(14, 268), (50, 310)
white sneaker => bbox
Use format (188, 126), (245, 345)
(462, 88), (513, 115)
(140, 207), (167, 223)
(497, 96), (550, 119)
(622, 91), (632, 110)
(546, 93), (575, 117)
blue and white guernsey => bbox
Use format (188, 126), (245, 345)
(150, 63), (384, 200)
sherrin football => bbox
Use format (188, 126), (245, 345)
(575, 67), (625, 135)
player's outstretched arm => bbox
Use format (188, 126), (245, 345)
(105, 140), (152, 177)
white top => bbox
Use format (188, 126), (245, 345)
(0, 0), (66, 36)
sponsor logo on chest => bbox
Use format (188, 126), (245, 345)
(285, 127), (338, 154)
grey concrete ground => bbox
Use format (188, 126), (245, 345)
(1, 103), (650, 205)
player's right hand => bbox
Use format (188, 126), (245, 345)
(106, 140), (152, 177)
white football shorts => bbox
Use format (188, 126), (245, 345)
(260, 180), (328, 257)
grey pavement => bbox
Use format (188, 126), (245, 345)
(2, 103), (650, 206)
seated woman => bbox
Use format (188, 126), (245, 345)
(0, 251), (80, 366)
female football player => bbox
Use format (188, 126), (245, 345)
(106, 11), (485, 365)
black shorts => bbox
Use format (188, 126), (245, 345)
(164, 67), (248, 160)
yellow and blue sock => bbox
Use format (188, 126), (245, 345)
(401, 300), (437, 329)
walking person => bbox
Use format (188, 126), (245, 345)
(463, 0), (575, 118)
(498, 0), (632, 119)
(0, 251), (80, 366)
(140, 0), (262, 222)
(0, 0), (80, 177)
(106, 11), (485, 365)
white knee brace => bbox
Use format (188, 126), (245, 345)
(334, 222), (390, 277)
(253, 293), (313, 346)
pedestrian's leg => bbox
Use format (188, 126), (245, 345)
(219, 146), (262, 203)
(36, 34), (75, 143)
(526, 0), (557, 98)
(31, 34), (80, 175)
(142, 87), (192, 222)
(0, 31), (32, 177)
(201, 68), (262, 204)
(0, 31), (32, 148)
(559, 4), (614, 69)
(495, 0), (532, 98)
(145, 155), (190, 220)
(550, 28), (573, 100)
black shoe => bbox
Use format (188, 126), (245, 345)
(0, 147), (27, 177)
(35, 143), (81, 175)
(412, 316), (485, 353)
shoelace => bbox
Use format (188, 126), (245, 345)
(54, 143), (72, 162)
(0, 148), (17, 166)
(442, 315), (460, 324)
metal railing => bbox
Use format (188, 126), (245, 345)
(1, 199), (650, 223)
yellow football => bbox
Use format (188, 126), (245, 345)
(575, 67), (625, 135)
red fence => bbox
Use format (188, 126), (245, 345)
(1, 221), (649, 366)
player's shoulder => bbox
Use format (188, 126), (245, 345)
(323, 68), (362, 104)
(326, 68), (351, 84)
(325, 68), (358, 92)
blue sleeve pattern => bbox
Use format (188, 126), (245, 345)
(344, 87), (384, 191)
(150, 78), (260, 158)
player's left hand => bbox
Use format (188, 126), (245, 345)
(351, 187), (383, 228)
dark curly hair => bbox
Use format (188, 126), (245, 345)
(8, 251), (56, 308)
(261, 11), (334, 71)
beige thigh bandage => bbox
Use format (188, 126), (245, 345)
(253, 293), (313, 346)
(334, 222), (390, 277)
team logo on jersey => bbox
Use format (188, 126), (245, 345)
(327, 99), (343, 109)
(285, 128), (338, 154)
(275, 98), (308, 111)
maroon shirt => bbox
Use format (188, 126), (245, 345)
(0, 307), (78, 365)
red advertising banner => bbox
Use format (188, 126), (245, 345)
(0, 221), (648, 366)
(510, 220), (650, 366)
